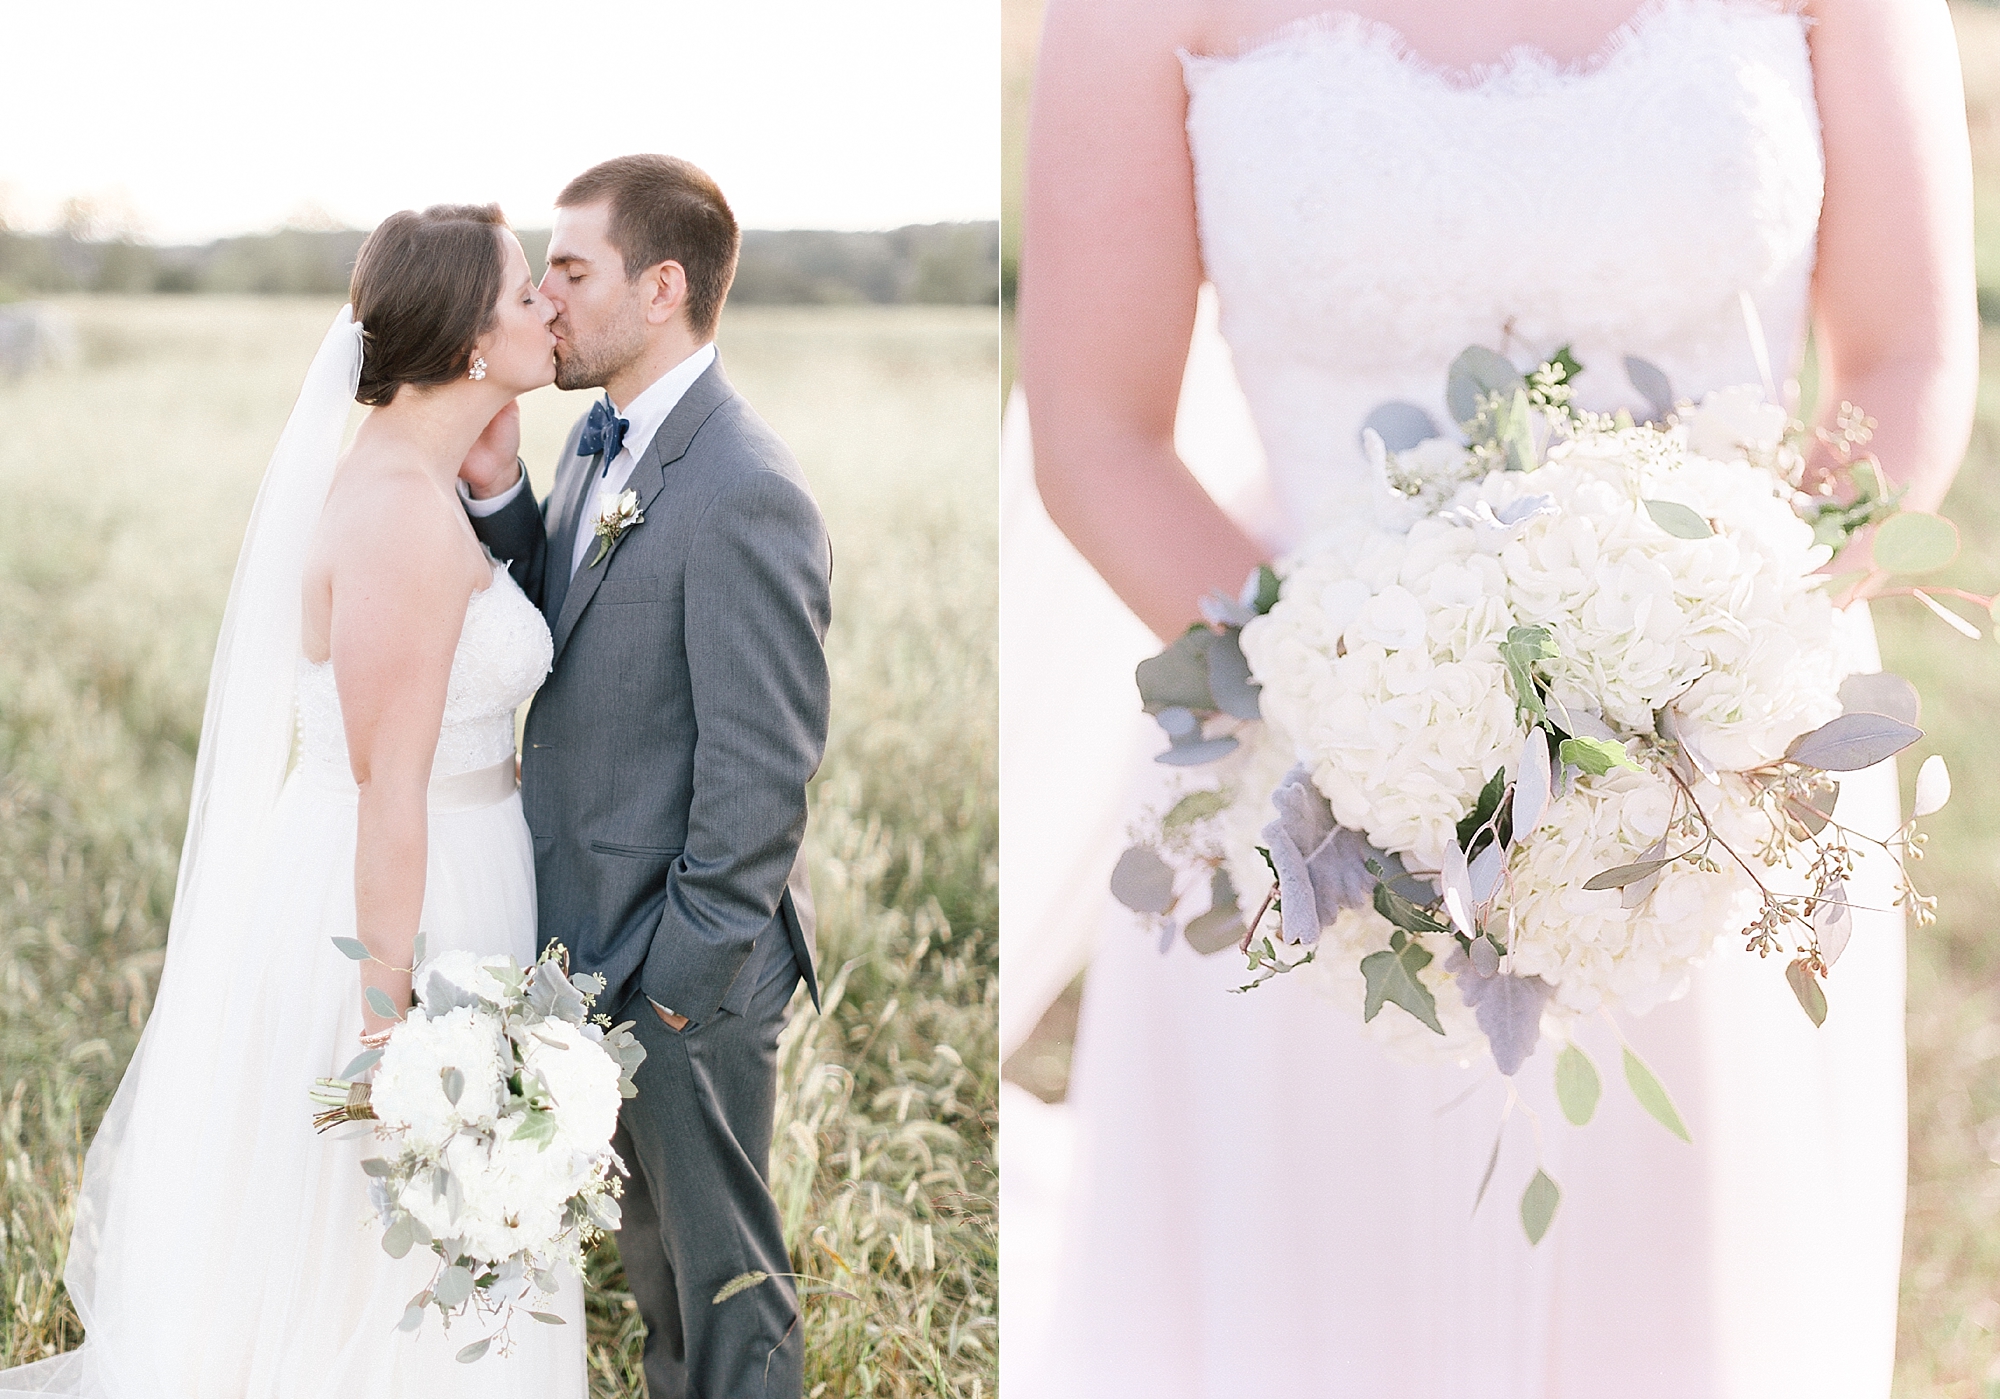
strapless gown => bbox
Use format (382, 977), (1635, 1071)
(1, 559), (587, 1398)
(1001, 4), (1906, 1395)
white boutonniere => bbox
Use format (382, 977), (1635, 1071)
(589, 488), (644, 567)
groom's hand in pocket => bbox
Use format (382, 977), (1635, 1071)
(650, 999), (690, 1033)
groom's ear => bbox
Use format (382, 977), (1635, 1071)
(640, 260), (692, 329)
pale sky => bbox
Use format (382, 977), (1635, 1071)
(1, 0), (998, 244)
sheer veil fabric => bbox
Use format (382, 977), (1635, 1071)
(1003, 4), (1906, 1395)
(0, 308), (583, 1396)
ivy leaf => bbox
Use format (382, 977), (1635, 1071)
(1559, 736), (1641, 776)
(1622, 1046), (1692, 1142)
(1555, 1043), (1601, 1126)
(1499, 626), (1557, 722)
(509, 1109), (560, 1151)
(713, 1270), (771, 1305)
(1786, 958), (1828, 1027)
(1643, 499), (1714, 539)
(1360, 940), (1444, 1035)
(1520, 1169), (1561, 1245)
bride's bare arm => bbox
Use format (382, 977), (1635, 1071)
(1809, 0), (1978, 512)
(329, 486), (476, 1037)
(1020, 0), (1266, 642)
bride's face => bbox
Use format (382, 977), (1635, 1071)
(471, 231), (558, 394)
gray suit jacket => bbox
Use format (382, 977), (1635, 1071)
(471, 357), (830, 1025)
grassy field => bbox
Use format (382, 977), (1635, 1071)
(1001, 2), (2000, 1393)
(0, 298), (997, 1397)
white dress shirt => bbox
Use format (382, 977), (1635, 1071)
(464, 340), (718, 580)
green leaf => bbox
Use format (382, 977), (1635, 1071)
(339, 1048), (383, 1079)
(441, 1066), (465, 1107)
(1251, 564), (1282, 615)
(509, 1109), (559, 1150)
(528, 1311), (567, 1325)
(359, 1155), (392, 1179)
(1643, 499), (1714, 539)
(411, 931), (427, 966)
(1559, 736), (1641, 776)
(1370, 879), (1450, 937)
(1110, 846), (1176, 915)
(1872, 511), (1960, 574)
(1360, 940), (1444, 1035)
(1446, 345), (1525, 425)
(364, 986), (401, 1021)
(1456, 767), (1508, 852)
(713, 1270), (771, 1305)
(1555, 1044), (1601, 1126)
(1622, 1046), (1692, 1143)
(1183, 868), (1245, 955)
(331, 937), (371, 962)
(1785, 958), (1828, 1027)
(433, 1264), (476, 1308)
(1163, 790), (1230, 830)
(1498, 625), (1557, 721)
(455, 1338), (491, 1364)
(1471, 1120), (1505, 1216)
(1520, 1168), (1561, 1245)
(397, 1302), (427, 1334)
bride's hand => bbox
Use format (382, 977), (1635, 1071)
(460, 401), (523, 500)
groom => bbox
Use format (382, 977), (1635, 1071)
(459, 154), (831, 1398)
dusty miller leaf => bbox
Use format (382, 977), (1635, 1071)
(1452, 955), (1552, 1075)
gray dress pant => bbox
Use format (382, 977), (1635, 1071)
(610, 922), (804, 1399)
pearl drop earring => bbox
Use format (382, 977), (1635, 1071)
(468, 356), (488, 381)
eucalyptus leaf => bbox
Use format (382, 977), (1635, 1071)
(1205, 632), (1262, 720)
(1136, 630), (1216, 714)
(1472, 1120), (1505, 1216)
(364, 986), (401, 1021)
(331, 937), (372, 962)
(1785, 712), (1923, 772)
(1156, 730), (1240, 766)
(1555, 1043), (1601, 1126)
(1163, 790), (1229, 830)
(382, 1216), (415, 1260)
(1872, 510), (1960, 574)
(441, 1066), (465, 1107)
(1183, 868), (1246, 955)
(1838, 671), (1920, 726)
(1786, 958), (1829, 1026)
(1624, 356), (1674, 420)
(339, 1048), (384, 1080)
(1622, 1046), (1692, 1143)
(359, 1155), (392, 1179)
(455, 1339), (491, 1364)
(1814, 881), (1853, 969)
(1914, 754), (1951, 818)
(1520, 1168), (1562, 1245)
(1446, 346), (1525, 426)
(1370, 879), (1450, 937)
(1360, 401), (1443, 452)
(1110, 846), (1176, 915)
(1512, 727), (1552, 839)
(528, 1311), (567, 1325)
(1360, 940), (1444, 1035)
(1643, 499), (1714, 540)
(1582, 856), (1671, 892)
(397, 1302), (427, 1334)
(713, 1270), (772, 1305)
(433, 1264), (476, 1308)
(1783, 785), (1839, 839)
(411, 931), (426, 966)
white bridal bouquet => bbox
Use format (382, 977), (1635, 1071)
(310, 942), (646, 1359)
(1114, 345), (1977, 1239)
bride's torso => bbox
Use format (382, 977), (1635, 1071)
(1181, 0), (1822, 541)
(295, 559), (553, 781)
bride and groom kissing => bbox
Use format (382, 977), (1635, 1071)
(5, 155), (829, 1398)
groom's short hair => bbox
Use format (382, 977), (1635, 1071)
(558, 155), (739, 338)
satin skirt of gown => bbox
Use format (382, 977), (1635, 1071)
(1000, 303), (1906, 1398)
(1, 566), (585, 1398)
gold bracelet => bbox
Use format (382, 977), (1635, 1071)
(358, 1027), (395, 1049)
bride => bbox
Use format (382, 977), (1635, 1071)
(0, 205), (584, 1396)
(1005, 0), (1977, 1394)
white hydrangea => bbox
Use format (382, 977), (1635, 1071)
(398, 1130), (579, 1265)
(519, 1018), (625, 1156)
(370, 1006), (509, 1152)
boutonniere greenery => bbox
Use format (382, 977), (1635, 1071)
(589, 489), (644, 568)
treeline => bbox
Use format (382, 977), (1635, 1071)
(0, 222), (999, 306)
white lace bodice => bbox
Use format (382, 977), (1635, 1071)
(296, 559), (553, 780)
(1181, 0), (1822, 542)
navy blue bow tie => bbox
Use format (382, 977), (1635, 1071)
(579, 396), (629, 475)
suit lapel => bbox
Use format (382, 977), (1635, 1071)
(549, 357), (736, 662)
(543, 441), (601, 628)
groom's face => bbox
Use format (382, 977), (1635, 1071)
(541, 202), (647, 393)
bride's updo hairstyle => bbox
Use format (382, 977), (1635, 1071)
(349, 203), (507, 406)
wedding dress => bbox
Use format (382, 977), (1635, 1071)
(1002, 3), (1906, 1395)
(0, 315), (583, 1397)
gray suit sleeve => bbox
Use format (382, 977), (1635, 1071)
(469, 471), (553, 609)
(640, 468), (832, 1024)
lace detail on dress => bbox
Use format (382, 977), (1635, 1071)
(295, 559), (553, 780)
(1179, 0), (1823, 542)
